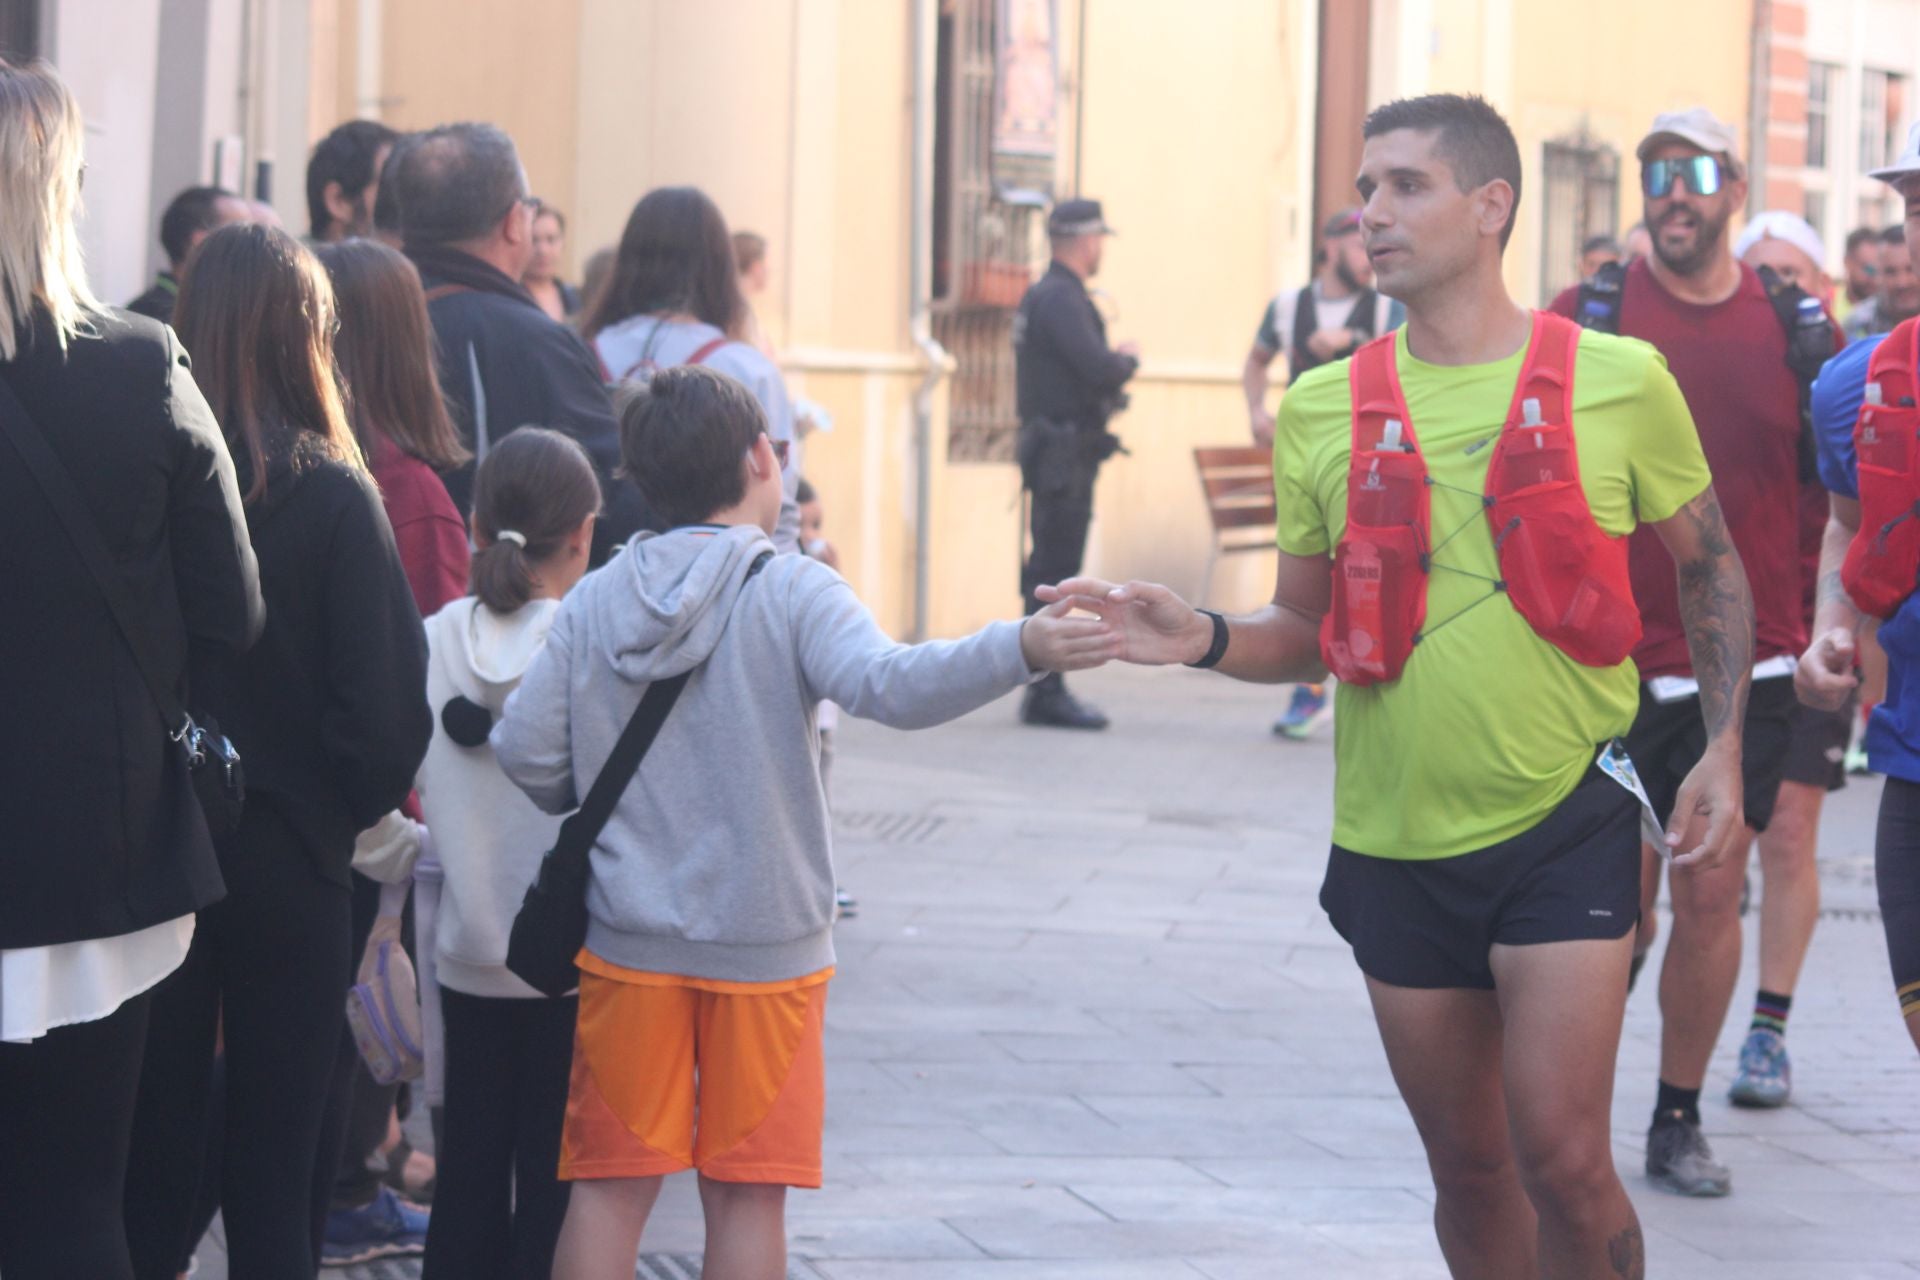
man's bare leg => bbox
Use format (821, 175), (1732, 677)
(1631, 843), (1662, 986)
(1367, 980), (1537, 1279)
(1492, 935), (1643, 1279)
(698, 1176), (787, 1280)
(1756, 782), (1823, 995)
(1658, 835), (1754, 1088)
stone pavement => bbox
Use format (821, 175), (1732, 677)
(206, 663), (1918, 1278)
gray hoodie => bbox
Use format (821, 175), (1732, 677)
(492, 525), (1032, 982)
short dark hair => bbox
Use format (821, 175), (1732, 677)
(534, 202), (567, 234)
(393, 123), (525, 247)
(583, 187), (747, 340)
(306, 119), (399, 238)
(1581, 233), (1622, 256)
(371, 133), (415, 238)
(1362, 93), (1523, 248)
(1881, 224), (1907, 248)
(618, 365), (767, 527)
(733, 230), (767, 275)
(159, 186), (239, 268)
(795, 475), (817, 505)
(1852, 226), (1888, 255)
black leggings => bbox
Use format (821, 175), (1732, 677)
(0, 991), (152, 1280)
(1876, 776), (1920, 1022)
(124, 803), (353, 1280)
(422, 988), (577, 1280)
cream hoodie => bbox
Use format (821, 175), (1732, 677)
(418, 596), (565, 998)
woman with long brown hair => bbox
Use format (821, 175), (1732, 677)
(0, 58), (260, 1280)
(320, 238), (472, 619)
(312, 237), (468, 1262)
(583, 186), (799, 551)
(123, 223), (432, 1280)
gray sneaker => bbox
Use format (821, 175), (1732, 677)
(1646, 1112), (1732, 1197)
(1728, 1028), (1792, 1108)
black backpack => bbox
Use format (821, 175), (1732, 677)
(1573, 260), (1835, 481)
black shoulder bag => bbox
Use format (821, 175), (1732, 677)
(0, 375), (245, 837)
(505, 549), (773, 997)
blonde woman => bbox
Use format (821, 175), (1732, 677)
(0, 58), (261, 1279)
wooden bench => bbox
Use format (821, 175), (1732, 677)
(1193, 446), (1278, 605)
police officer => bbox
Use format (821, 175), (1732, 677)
(1014, 197), (1139, 730)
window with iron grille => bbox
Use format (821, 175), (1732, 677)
(932, 0), (1055, 463)
(1539, 136), (1619, 305)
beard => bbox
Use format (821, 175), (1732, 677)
(1651, 204), (1732, 277)
(1334, 258), (1365, 293)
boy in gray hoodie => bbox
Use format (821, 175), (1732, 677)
(493, 366), (1113, 1280)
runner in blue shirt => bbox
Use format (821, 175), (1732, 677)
(1800, 124), (1920, 1060)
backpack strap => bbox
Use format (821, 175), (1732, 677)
(686, 337), (731, 366)
(1348, 288), (1382, 341)
(1290, 285), (1321, 372)
(1573, 260), (1627, 335)
(1867, 315), (1920, 406)
(1349, 331), (1417, 454)
(1508, 311), (1580, 428)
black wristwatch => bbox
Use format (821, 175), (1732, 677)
(1185, 609), (1230, 670)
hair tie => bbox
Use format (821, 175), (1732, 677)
(495, 530), (527, 548)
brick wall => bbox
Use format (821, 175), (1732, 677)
(1759, 0), (1811, 212)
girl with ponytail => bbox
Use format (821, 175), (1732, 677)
(413, 427), (600, 1279)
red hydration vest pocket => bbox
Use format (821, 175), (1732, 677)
(1843, 320), (1920, 619)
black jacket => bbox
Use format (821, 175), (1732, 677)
(126, 272), (178, 325)
(0, 310), (262, 948)
(199, 441), (433, 887)
(408, 246), (650, 561)
(1013, 261), (1139, 429)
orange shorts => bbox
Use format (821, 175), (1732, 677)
(558, 953), (832, 1188)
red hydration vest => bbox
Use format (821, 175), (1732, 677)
(1842, 315), (1920, 619)
(1320, 311), (1642, 685)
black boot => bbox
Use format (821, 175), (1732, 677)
(1020, 673), (1109, 730)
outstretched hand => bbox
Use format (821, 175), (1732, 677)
(1035, 578), (1213, 666)
(1018, 596), (1125, 673)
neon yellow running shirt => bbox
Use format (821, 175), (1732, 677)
(1275, 321), (1712, 860)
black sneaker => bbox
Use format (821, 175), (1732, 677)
(1020, 675), (1109, 731)
(1645, 1111), (1731, 1197)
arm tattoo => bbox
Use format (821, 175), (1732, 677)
(1816, 565), (1851, 612)
(1673, 490), (1754, 743)
(1608, 1223), (1646, 1278)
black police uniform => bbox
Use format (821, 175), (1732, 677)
(1013, 261), (1138, 615)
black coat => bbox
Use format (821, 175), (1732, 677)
(0, 310), (262, 948)
(200, 441), (433, 888)
(408, 246), (651, 561)
(1013, 261), (1138, 429)
(125, 272), (178, 325)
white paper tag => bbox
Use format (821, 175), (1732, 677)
(1597, 740), (1667, 856)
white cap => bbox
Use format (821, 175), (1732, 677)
(1637, 107), (1742, 164)
(1734, 211), (1827, 272)
(1870, 121), (1920, 188)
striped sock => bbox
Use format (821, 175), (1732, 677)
(1750, 989), (1792, 1036)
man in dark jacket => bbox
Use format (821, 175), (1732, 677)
(1013, 197), (1139, 729)
(391, 124), (646, 560)
(126, 186), (251, 324)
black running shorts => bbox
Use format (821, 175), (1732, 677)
(1780, 690), (1855, 793)
(1319, 767), (1640, 990)
(1875, 777), (1920, 1023)
(1623, 675), (1796, 834)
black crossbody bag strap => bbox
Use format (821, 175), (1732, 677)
(0, 373), (194, 740)
(553, 549), (776, 854)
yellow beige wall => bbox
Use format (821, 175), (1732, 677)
(351, 0), (1748, 637)
(1376, 0), (1754, 306)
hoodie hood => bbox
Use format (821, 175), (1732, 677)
(431, 596), (564, 716)
(589, 525), (775, 682)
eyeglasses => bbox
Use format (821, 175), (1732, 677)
(1643, 156), (1724, 199)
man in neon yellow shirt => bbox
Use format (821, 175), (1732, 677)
(1042, 94), (1753, 1279)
